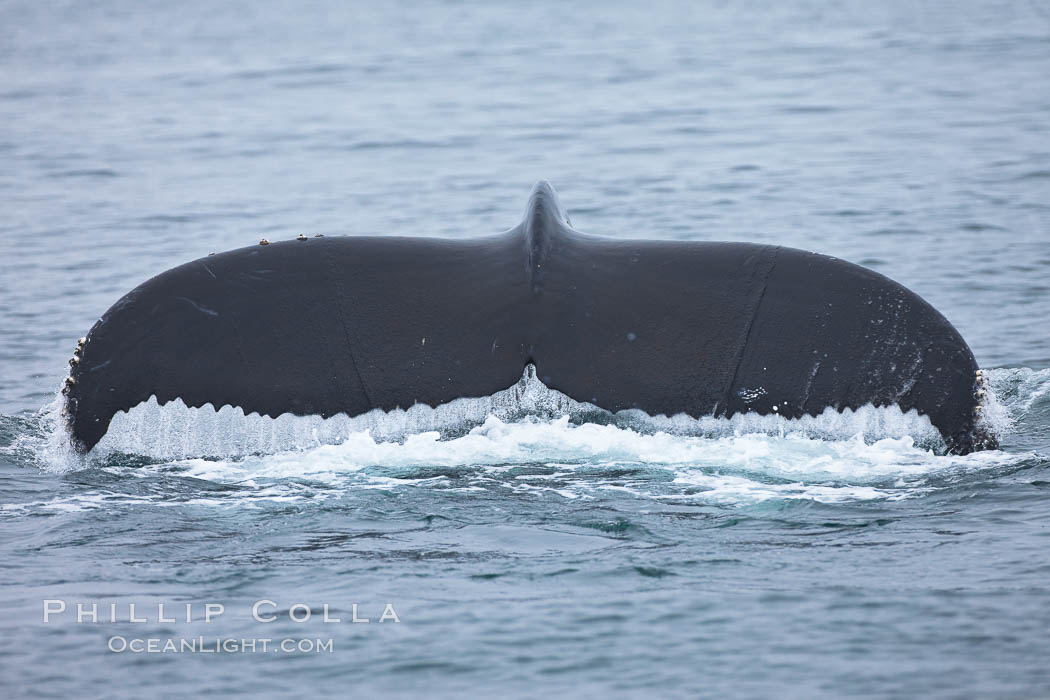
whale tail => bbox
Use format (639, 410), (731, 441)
(63, 182), (991, 454)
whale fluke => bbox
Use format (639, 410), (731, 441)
(63, 181), (992, 454)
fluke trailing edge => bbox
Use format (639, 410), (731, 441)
(63, 181), (994, 454)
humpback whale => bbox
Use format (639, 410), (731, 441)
(62, 181), (994, 454)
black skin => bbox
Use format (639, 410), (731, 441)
(64, 181), (991, 454)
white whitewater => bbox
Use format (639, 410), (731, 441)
(6, 366), (1039, 510)
(94, 364), (951, 460)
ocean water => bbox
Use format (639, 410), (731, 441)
(2, 1), (1049, 697)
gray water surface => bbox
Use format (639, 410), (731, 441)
(2, 2), (1049, 698)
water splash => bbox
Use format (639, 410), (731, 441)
(91, 365), (948, 461)
(0, 393), (79, 472)
(2, 413), (1035, 515)
(985, 367), (1050, 414)
(2, 366), (1043, 511)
